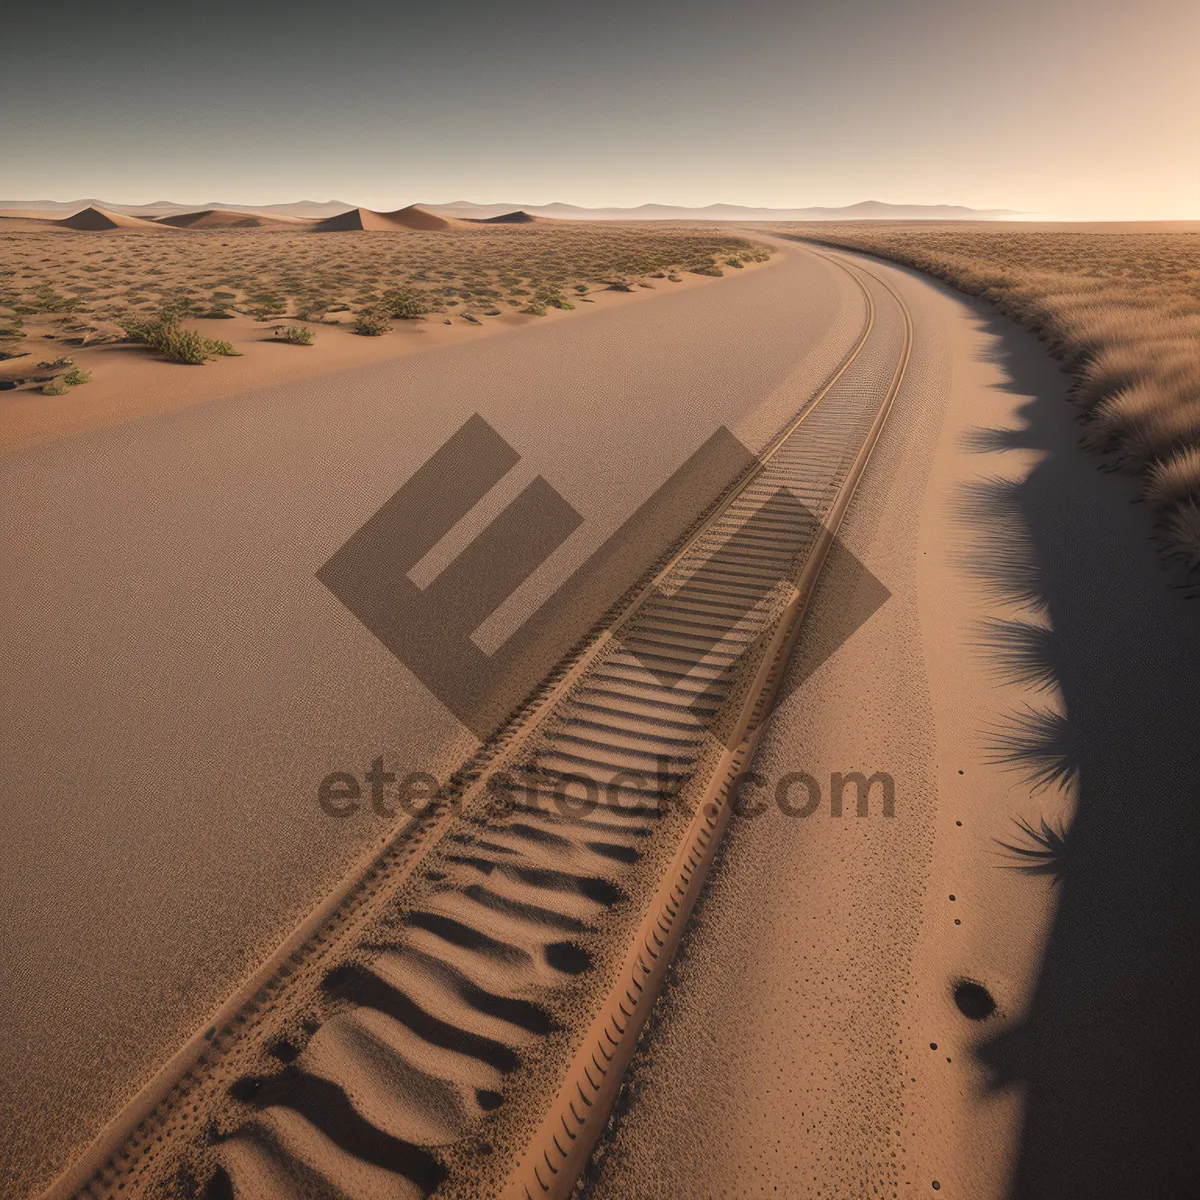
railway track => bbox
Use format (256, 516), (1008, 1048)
(47, 244), (912, 1200)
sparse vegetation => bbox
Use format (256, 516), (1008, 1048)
(0, 226), (766, 335)
(354, 309), (391, 336)
(40, 378), (70, 395)
(382, 287), (431, 319)
(271, 324), (314, 345)
(0, 225), (773, 390)
(793, 224), (1200, 572)
(63, 366), (91, 385)
(121, 314), (241, 364)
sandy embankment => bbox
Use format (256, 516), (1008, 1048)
(0, 257), (767, 455)
(584, 250), (1200, 1196)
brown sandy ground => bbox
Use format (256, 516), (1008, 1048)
(0, 227), (768, 452)
(0, 237), (861, 1197)
(581, 251), (1200, 1198)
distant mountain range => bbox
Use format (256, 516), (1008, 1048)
(430, 200), (1020, 221)
(0, 198), (1019, 222)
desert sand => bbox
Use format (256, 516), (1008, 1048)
(0, 218), (767, 452)
(6, 230), (1196, 1199)
(583, 248), (1200, 1199)
(1, 238), (864, 1197)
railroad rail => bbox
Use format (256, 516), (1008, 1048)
(47, 243), (912, 1200)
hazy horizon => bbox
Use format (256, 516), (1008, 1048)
(4, 0), (1199, 220)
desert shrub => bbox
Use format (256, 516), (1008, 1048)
(1145, 445), (1200, 508)
(383, 288), (430, 318)
(605, 280), (633, 292)
(521, 302), (548, 316)
(689, 262), (724, 277)
(41, 378), (70, 395)
(726, 257), (744, 268)
(122, 315), (240, 363)
(161, 328), (210, 364)
(354, 309), (391, 336)
(271, 325), (314, 345)
(63, 367), (92, 385)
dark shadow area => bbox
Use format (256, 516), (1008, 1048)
(226, 1067), (448, 1190)
(953, 304), (1200, 1198)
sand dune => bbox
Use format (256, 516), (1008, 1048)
(312, 204), (470, 232)
(469, 210), (546, 225)
(0, 211), (63, 231)
(57, 206), (164, 231)
(155, 208), (309, 229)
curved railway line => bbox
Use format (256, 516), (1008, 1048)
(47, 243), (913, 1200)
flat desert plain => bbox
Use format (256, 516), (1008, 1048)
(2, 222), (1197, 1200)
(0, 210), (766, 450)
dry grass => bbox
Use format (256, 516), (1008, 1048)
(0, 225), (768, 348)
(785, 225), (1200, 573)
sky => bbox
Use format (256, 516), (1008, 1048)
(3, 0), (1198, 218)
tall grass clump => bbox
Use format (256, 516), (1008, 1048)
(791, 225), (1200, 575)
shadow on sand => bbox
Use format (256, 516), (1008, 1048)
(953, 305), (1200, 1198)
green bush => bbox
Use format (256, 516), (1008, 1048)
(122, 315), (241, 364)
(521, 302), (548, 316)
(162, 328), (210, 364)
(272, 325), (314, 345)
(41, 378), (70, 395)
(63, 367), (92, 386)
(726, 257), (744, 268)
(384, 288), (431, 319)
(354, 309), (391, 336)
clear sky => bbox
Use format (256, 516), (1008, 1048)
(3, 0), (1198, 218)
